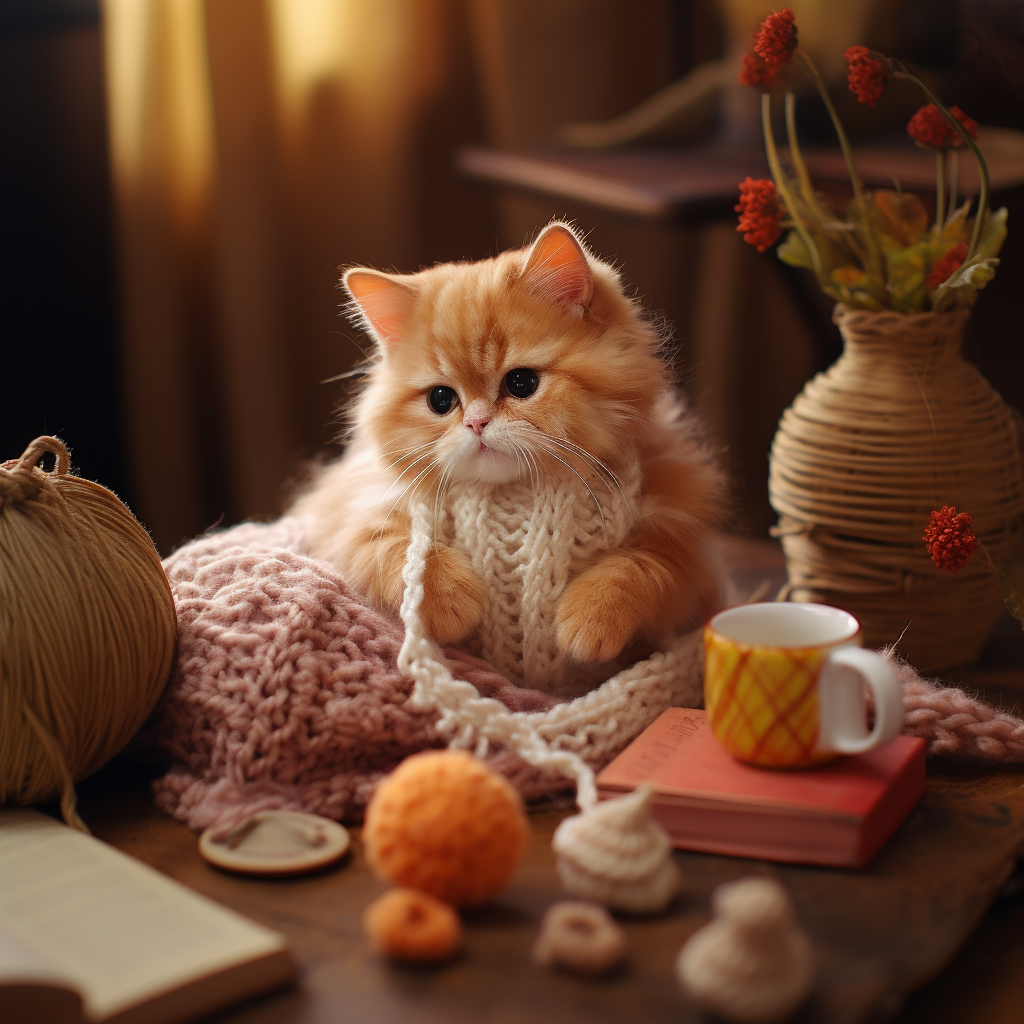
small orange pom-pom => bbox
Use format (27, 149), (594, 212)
(363, 888), (462, 964)
(363, 750), (528, 907)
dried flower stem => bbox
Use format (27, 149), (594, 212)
(784, 92), (814, 201)
(799, 53), (864, 199)
(935, 152), (946, 230)
(893, 63), (990, 257)
(761, 93), (825, 284)
(975, 542), (1024, 631)
(784, 91), (833, 226)
(798, 50), (885, 295)
(948, 152), (958, 224)
(976, 542), (996, 573)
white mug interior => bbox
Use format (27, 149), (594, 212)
(709, 602), (861, 648)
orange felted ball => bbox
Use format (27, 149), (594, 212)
(363, 888), (462, 964)
(362, 750), (528, 907)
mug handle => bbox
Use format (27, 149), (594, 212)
(816, 648), (904, 755)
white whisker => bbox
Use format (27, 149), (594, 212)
(509, 443), (526, 482)
(377, 456), (439, 540)
(432, 453), (458, 554)
(540, 437), (615, 494)
(518, 443), (538, 489)
(524, 445), (541, 489)
(381, 449), (437, 500)
(379, 441), (436, 475)
(535, 442), (605, 525)
(549, 439), (628, 505)
(371, 464), (429, 591)
(550, 436), (622, 487)
(520, 427), (627, 505)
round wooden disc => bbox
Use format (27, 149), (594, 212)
(199, 810), (350, 877)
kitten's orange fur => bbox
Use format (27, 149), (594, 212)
(290, 223), (726, 662)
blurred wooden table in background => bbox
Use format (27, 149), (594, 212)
(457, 131), (1024, 222)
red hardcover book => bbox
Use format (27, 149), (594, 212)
(596, 708), (926, 868)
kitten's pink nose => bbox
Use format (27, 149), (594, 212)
(463, 399), (492, 436)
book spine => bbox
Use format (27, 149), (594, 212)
(855, 740), (927, 868)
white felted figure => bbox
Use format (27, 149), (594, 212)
(552, 784), (679, 913)
(675, 877), (814, 1024)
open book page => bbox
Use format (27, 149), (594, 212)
(0, 926), (86, 1024)
(0, 810), (291, 1022)
(0, 925), (75, 988)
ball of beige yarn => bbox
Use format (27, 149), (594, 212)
(0, 436), (176, 829)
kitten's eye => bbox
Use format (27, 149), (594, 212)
(428, 385), (458, 415)
(504, 367), (539, 399)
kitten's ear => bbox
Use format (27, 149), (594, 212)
(344, 269), (417, 348)
(521, 223), (594, 310)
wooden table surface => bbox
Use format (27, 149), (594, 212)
(73, 536), (1024, 1024)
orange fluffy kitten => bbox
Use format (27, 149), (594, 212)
(291, 222), (725, 665)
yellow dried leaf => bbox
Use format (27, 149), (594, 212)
(831, 266), (868, 287)
(872, 191), (929, 248)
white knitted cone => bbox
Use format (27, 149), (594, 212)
(675, 878), (814, 1024)
(552, 785), (680, 913)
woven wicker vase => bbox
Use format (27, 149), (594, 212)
(769, 303), (1024, 673)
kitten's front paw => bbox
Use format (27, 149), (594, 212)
(422, 546), (484, 645)
(555, 559), (641, 663)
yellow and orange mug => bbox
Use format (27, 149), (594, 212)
(704, 603), (903, 768)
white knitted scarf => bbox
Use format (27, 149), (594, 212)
(397, 462), (704, 811)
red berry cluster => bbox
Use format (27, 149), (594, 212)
(735, 178), (782, 252)
(923, 506), (978, 572)
(844, 46), (887, 106)
(753, 9), (798, 69)
(739, 51), (780, 89)
(738, 9), (796, 89)
(927, 242), (969, 290)
(907, 104), (979, 151)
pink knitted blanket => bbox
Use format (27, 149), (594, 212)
(151, 519), (1024, 833)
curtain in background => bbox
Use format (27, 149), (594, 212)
(100, 0), (840, 553)
(102, 0), (493, 553)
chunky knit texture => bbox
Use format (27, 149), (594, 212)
(894, 655), (1024, 758)
(152, 511), (1024, 835)
(153, 519), (579, 834)
(434, 458), (642, 695)
(151, 495), (708, 831)
(394, 463), (711, 814)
